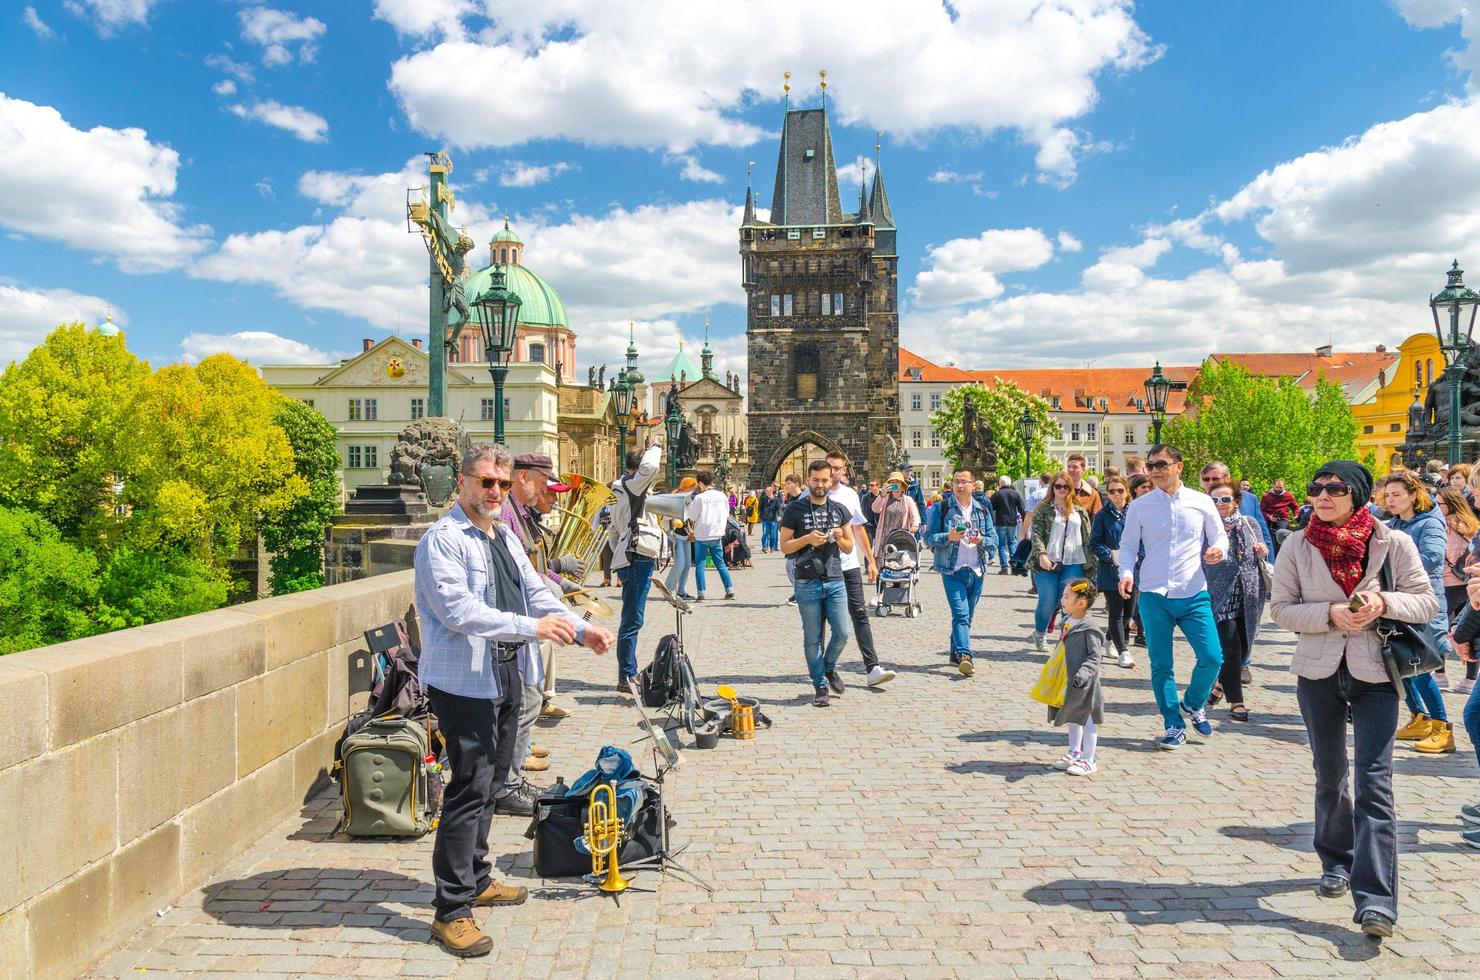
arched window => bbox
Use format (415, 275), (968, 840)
(528, 342), (546, 365)
(1416, 360), (1423, 386)
(795, 343), (819, 400)
(1427, 359), (1434, 386)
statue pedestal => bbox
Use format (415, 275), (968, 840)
(324, 483), (449, 584)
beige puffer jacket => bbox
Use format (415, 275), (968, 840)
(1269, 519), (1439, 684)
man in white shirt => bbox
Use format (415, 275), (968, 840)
(608, 440), (663, 691)
(824, 451), (897, 688)
(1117, 444), (1229, 751)
(686, 470), (735, 600)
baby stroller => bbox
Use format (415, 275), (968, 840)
(874, 528), (922, 618)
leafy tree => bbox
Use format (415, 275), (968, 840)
(117, 354), (303, 571)
(1162, 359), (1362, 490)
(95, 545), (230, 630)
(930, 381), (1061, 479)
(261, 399), (343, 594)
(0, 506), (102, 654)
(0, 323), (149, 543)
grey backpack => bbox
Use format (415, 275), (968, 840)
(338, 716), (440, 836)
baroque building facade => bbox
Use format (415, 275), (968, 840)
(741, 100), (900, 485)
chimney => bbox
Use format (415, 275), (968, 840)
(1315, 344), (1332, 357)
(1376, 344), (1387, 354)
(412, 339), (423, 350)
(362, 338), (374, 352)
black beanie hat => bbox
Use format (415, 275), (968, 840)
(1312, 460), (1373, 505)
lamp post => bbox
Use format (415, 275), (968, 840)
(1430, 260), (1480, 465)
(1144, 362), (1172, 445)
(663, 390), (684, 489)
(471, 269), (521, 445)
(611, 370), (634, 466)
(1018, 406), (1037, 479)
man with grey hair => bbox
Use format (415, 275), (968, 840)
(991, 475), (1026, 576)
(415, 442), (613, 958)
(1198, 461), (1273, 555)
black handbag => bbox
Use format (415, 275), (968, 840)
(526, 780), (665, 879)
(1375, 559), (1444, 692)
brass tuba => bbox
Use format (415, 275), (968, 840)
(584, 781), (628, 894)
(546, 472), (616, 586)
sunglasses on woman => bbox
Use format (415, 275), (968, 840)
(1210, 494), (1235, 504)
(1305, 481), (1351, 497)
(473, 477), (513, 490)
(1053, 483), (1070, 491)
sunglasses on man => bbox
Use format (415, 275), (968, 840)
(1146, 459), (1174, 472)
(1305, 481), (1351, 497)
(470, 476), (513, 490)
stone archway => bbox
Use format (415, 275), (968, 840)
(764, 429), (843, 485)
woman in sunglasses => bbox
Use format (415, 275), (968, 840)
(1201, 480), (1267, 721)
(1269, 461), (1437, 939)
(1089, 474), (1136, 668)
(1436, 487), (1480, 694)
(1382, 472), (1455, 753)
(1027, 470), (1096, 650)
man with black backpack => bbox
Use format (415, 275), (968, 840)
(608, 439), (664, 694)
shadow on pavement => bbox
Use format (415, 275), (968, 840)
(201, 869), (429, 941)
(1220, 818), (1473, 854)
(1023, 877), (1381, 960)
(958, 727), (1160, 755)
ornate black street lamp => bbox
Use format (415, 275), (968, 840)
(611, 369), (635, 466)
(1144, 362), (1172, 445)
(1430, 260), (1480, 465)
(1018, 406), (1037, 478)
(663, 389), (684, 488)
(471, 269), (521, 445)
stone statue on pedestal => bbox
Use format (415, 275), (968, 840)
(957, 399), (999, 478)
(389, 418), (466, 489)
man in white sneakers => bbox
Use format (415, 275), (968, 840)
(686, 470), (735, 600)
(824, 450), (897, 689)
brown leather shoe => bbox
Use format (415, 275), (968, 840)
(539, 702), (570, 719)
(474, 880), (528, 907)
(524, 755), (551, 772)
(529, 744), (550, 758)
(429, 917), (493, 957)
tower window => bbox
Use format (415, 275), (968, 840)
(783, 293), (794, 316)
(795, 344), (820, 400)
(770, 294), (781, 317)
(528, 342), (546, 364)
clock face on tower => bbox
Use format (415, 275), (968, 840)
(385, 356), (406, 379)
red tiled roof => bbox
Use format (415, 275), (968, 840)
(1211, 351), (1398, 389)
(898, 349), (1197, 414)
(898, 347), (977, 382)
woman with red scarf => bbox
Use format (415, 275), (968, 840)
(1269, 460), (1438, 941)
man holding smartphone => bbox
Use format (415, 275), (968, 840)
(780, 460), (856, 707)
(925, 468), (999, 675)
(825, 450), (898, 689)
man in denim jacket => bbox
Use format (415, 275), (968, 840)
(926, 468), (999, 676)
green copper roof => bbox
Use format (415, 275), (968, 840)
(489, 217), (523, 245)
(455, 262), (567, 329)
(656, 344), (702, 383)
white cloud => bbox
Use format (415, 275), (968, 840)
(0, 94), (209, 272)
(227, 100), (329, 142)
(23, 6), (55, 38)
(1392, 0), (1479, 86)
(179, 330), (348, 365)
(373, 0), (473, 40)
(0, 284), (118, 365)
(1056, 231), (1083, 253)
(675, 154), (724, 184)
(835, 155), (875, 193)
(239, 6), (326, 67)
(205, 53), (256, 84)
(910, 228), (1058, 307)
(928, 169), (983, 184)
(905, 96), (1480, 369)
(498, 160), (575, 187)
(212, 79), (237, 97)
(64, 0), (158, 34)
(387, 0), (1156, 182)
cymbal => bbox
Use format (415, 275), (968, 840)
(564, 589), (614, 618)
(647, 575), (692, 614)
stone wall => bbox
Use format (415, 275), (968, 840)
(0, 571), (415, 980)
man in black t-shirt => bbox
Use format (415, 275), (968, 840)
(780, 459), (856, 707)
(989, 476), (1026, 575)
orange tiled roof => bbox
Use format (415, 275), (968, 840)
(898, 349), (1197, 414)
(898, 347), (977, 382)
(1212, 351), (1398, 393)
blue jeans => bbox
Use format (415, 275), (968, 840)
(616, 557), (653, 681)
(761, 520), (779, 550)
(665, 536), (691, 595)
(1138, 591), (1225, 731)
(795, 577), (851, 690)
(694, 538), (733, 594)
(941, 566), (985, 657)
(995, 524), (1017, 566)
(1465, 683), (1480, 767)
(1401, 673), (1447, 722)
(1033, 563), (1085, 633)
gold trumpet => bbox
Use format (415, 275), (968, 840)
(584, 781), (629, 894)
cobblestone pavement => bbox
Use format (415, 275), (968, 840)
(93, 550), (1480, 978)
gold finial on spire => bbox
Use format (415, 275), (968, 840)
(876, 130), (882, 157)
(783, 71), (791, 93)
(819, 69), (828, 111)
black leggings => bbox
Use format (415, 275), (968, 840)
(1216, 616), (1248, 705)
(1446, 584), (1478, 680)
(1104, 587), (1137, 654)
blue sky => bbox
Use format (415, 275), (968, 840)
(3, 0), (1478, 382)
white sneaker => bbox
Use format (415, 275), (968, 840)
(866, 665), (897, 688)
(1053, 752), (1078, 771)
(1067, 757), (1098, 776)
(1118, 650), (1135, 669)
(1457, 678), (1476, 695)
(1033, 631), (1045, 651)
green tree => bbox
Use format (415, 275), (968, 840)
(261, 399), (343, 594)
(0, 506), (102, 654)
(95, 545), (230, 630)
(929, 381), (1061, 479)
(1162, 359), (1362, 490)
(0, 323), (149, 543)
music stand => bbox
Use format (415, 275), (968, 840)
(623, 697), (714, 893)
(642, 577), (701, 734)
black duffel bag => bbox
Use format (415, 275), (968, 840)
(526, 780), (666, 879)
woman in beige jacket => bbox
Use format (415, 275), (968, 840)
(1269, 460), (1438, 941)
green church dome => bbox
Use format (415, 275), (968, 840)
(456, 262), (568, 330)
(489, 217), (523, 245)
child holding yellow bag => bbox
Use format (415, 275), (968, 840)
(1048, 579), (1106, 776)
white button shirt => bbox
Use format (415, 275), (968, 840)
(686, 487), (731, 540)
(1117, 483), (1228, 599)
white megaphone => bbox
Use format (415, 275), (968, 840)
(643, 493), (690, 519)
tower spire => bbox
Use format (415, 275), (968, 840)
(742, 160), (756, 225)
(701, 317), (715, 380)
(819, 69), (827, 112)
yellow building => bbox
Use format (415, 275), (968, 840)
(1352, 332), (1444, 474)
